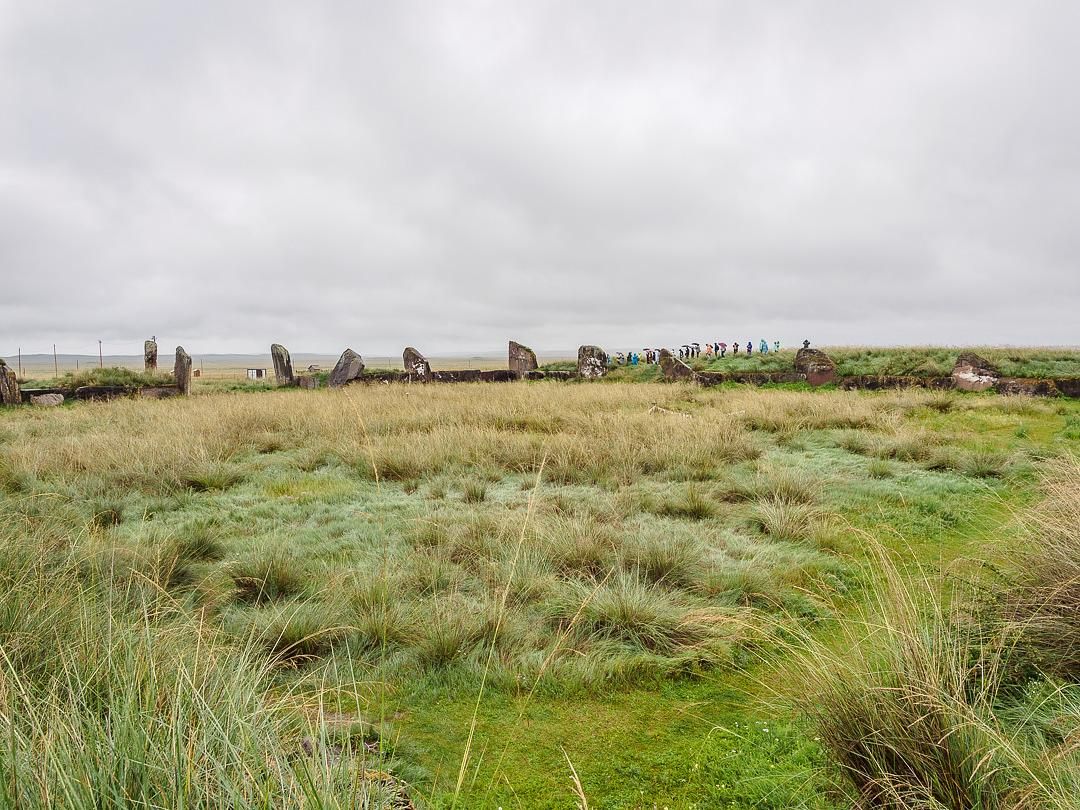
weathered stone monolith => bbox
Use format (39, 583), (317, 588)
(271, 344), (294, 386)
(0, 360), (20, 406)
(509, 341), (538, 378)
(174, 346), (192, 395)
(403, 347), (431, 381)
(297, 374), (319, 390)
(794, 348), (837, 386)
(658, 348), (696, 382)
(30, 393), (64, 407)
(144, 339), (158, 372)
(952, 352), (999, 392)
(577, 345), (608, 378)
(327, 349), (365, 387)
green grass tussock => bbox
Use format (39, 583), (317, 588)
(0, 531), (408, 807)
(787, 456), (1080, 809)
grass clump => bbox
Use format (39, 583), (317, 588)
(620, 529), (705, 587)
(347, 573), (416, 652)
(1002, 455), (1080, 680)
(413, 595), (488, 671)
(230, 552), (311, 604)
(0, 533), (411, 806)
(545, 515), (618, 579)
(180, 462), (245, 492)
(752, 500), (818, 541)
(657, 485), (717, 520)
(462, 479), (487, 503)
(90, 499), (124, 530)
(236, 601), (347, 665)
(867, 459), (894, 479)
(788, 457), (1080, 809)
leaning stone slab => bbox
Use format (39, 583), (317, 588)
(0, 361), (19, 406)
(328, 349), (365, 387)
(174, 346), (192, 395)
(794, 348), (837, 386)
(19, 387), (69, 404)
(144, 339), (158, 372)
(271, 344), (295, 386)
(658, 349), (697, 382)
(951, 351), (999, 392)
(30, 392), (64, 407)
(403, 347), (431, 381)
(577, 345), (608, 378)
(509, 341), (538, 377)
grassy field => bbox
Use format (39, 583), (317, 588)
(0, 381), (1078, 807)
(595, 346), (1080, 380)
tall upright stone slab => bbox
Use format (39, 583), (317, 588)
(794, 348), (837, 386)
(403, 347), (431, 381)
(658, 348), (696, 382)
(174, 346), (192, 395)
(327, 349), (365, 387)
(271, 344), (294, 386)
(144, 339), (158, 372)
(508, 341), (538, 378)
(577, 345), (608, 378)
(0, 360), (20, 406)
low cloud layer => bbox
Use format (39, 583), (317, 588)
(1, 1), (1077, 356)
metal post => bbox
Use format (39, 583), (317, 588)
(98, 340), (103, 368)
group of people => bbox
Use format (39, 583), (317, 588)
(613, 339), (811, 366)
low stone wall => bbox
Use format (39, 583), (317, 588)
(19, 385), (182, 403)
(994, 378), (1061, 397)
(697, 371), (807, 387)
(1056, 378), (1080, 398)
(840, 376), (956, 391)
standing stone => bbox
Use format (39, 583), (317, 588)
(174, 346), (192, 395)
(328, 349), (365, 387)
(794, 348), (837, 386)
(403, 347), (431, 381)
(952, 352), (999, 392)
(30, 393), (64, 407)
(271, 344), (295, 386)
(577, 345), (608, 378)
(144, 339), (158, 372)
(658, 349), (697, 382)
(509, 341), (538, 378)
(0, 361), (20, 406)
(297, 374), (319, 390)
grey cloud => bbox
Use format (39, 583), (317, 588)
(1, 1), (1078, 358)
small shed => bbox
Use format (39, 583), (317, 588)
(246, 368), (267, 380)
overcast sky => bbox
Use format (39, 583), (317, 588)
(1, 1), (1078, 356)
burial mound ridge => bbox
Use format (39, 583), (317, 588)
(5, 343), (1079, 407)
